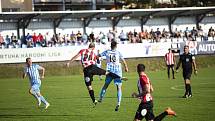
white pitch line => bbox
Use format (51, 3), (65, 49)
(170, 83), (211, 91)
(171, 85), (184, 90)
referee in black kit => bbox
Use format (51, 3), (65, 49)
(176, 45), (197, 98)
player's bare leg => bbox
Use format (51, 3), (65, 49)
(115, 84), (122, 111)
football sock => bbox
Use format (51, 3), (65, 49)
(89, 90), (95, 102)
(39, 96), (48, 105)
(117, 88), (122, 105)
(188, 84), (192, 95)
(167, 68), (170, 79)
(185, 84), (189, 95)
(154, 111), (168, 121)
(99, 88), (106, 100)
(172, 68), (175, 78)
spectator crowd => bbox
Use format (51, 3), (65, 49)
(0, 26), (214, 49)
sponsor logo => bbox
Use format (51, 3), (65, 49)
(198, 44), (215, 52)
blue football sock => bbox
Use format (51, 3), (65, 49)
(39, 96), (48, 105)
(99, 88), (106, 100)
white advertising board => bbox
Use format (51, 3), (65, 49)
(0, 43), (172, 64)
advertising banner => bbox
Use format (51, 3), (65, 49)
(0, 43), (172, 64)
(0, 46), (81, 64)
(180, 41), (215, 55)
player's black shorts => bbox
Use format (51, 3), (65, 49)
(83, 64), (106, 86)
(135, 101), (155, 121)
(167, 64), (174, 68)
(183, 69), (192, 80)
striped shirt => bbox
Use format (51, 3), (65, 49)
(79, 49), (97, 68)
(100, 49), (124, 77)
(165, 52), (175, 65)
(24, 64), (42, 86)
(137, 74), (153, 103)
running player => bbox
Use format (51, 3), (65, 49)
(66, 42), (107, 106)
(176, 45), (197, 98)
(98, 41), (128, 111)
(23, 57), (50, 109)
(132, 64), (176, 121)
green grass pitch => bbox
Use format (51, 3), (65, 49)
(0, 66), (215, 121)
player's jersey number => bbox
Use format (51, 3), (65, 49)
(109, 54), (116, 62)
(83, 54), (92, 61)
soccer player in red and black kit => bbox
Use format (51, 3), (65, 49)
(132, 64), (176, 121)
(66, 43), (107, 106)
(164, 48), (175, 79)
(176, 45), (197, 98)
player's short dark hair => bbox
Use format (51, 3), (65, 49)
(89, 42), (95, 48)
(26, 57), (31, 62)
(184, 45), (189, 49)
(137, 64), (145, 72)
(111, 41), (117, 49)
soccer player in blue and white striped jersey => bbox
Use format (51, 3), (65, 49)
(23, 57), (50, 109)
(98, 41), (128, 111)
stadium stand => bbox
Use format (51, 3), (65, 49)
(0, 7), (214, 49)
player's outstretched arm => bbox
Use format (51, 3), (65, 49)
(122, 59), (128, 72)
(66, 52), (81, 67)
(37, 65), (45, 79)
(39, 66), (45, 79)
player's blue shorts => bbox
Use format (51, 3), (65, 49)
(105, 75), (122, 86)
(31, 83), (41, 93)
